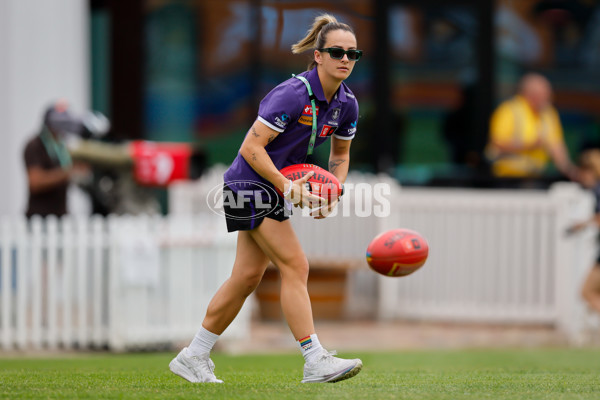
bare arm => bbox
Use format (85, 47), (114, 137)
(490, 126), (546, 154)
(328, 136), (352, 183)
(567, 213), (600, 234)
(239, 120), (288, 192)
(582, 213), (600, 228)
(547, 141), (578, 180)
(311, 136), (352, 219)
(491, 140), (543, 154)
(239, 120), (323, 207)
(27, 166), (70, 194)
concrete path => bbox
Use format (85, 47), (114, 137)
(220, 320), (565, 354)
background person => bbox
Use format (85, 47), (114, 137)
(485, 73), (578, 183)
(567, 149), (600, 314)
(169, 14), (363, 384)
(23, 101), (89, 218)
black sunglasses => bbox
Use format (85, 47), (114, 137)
(318, 48), (363, 61)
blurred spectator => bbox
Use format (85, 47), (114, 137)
(485, 73), (578, 182)
(23, 101), (90, 218)
(567, 149), (600, 314)
(23, 101), (206, 216)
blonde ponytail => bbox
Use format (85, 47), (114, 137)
(291, 14), (355, 70)
(292, 14), (338, 54)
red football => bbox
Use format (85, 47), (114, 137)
(366, 229), (429, 277)
(278, 164), (343, 202)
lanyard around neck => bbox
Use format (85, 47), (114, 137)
(292, 74), (317, 157)
(40, 127), (72, 168)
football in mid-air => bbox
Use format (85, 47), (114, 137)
(278, 163), (343, 202)
(366, 229), (429, 277)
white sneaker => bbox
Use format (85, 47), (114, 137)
(169, 347), (223, 383)
(301, 350), (362, 383)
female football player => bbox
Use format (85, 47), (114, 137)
(169, 14), (363, 383)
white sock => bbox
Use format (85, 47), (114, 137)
(298, 333), (324, 364)
(187, 326), (220, 356)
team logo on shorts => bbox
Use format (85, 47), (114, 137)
(206, 180), (280, 220)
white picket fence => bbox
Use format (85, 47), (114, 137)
(0, 214), (250, 351)
(170, 166), (598, 344)
(378, 184), (596, 339)
(1, 167), (595, 351)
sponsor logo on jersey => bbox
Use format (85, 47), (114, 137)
(345, 91), (355, 99)
(302, 105), (319, 116)
(320, 124), (338, 137)
(274, 113), (289, 129)
(347, 119), (357, 134)
(298, 115), (313, 126)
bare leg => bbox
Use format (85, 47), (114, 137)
(182, 219), (361, 384)
(249, 218), (314, 340)
(202, 230), (270, 334)
(581, 265), (600, 314)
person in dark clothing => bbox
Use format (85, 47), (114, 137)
(23, 101), (84, 217)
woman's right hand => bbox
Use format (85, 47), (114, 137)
(284, 171), (326, 209)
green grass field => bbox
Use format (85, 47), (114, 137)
(1, 349), (599, 399)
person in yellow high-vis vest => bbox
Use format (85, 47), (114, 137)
(486, 73), (578, 180)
